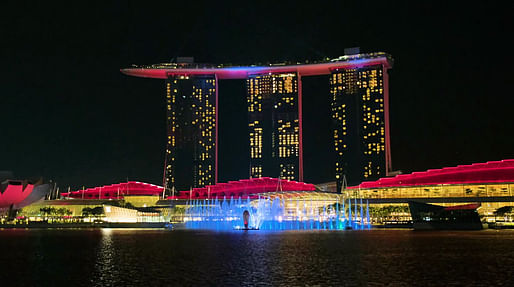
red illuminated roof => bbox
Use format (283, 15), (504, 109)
(61, 181), (163, 200)
(121, 54), (392, 80)
(349, 159), (514, 189)
(61, 178), (316, 200)
(170, 177), (316, 200)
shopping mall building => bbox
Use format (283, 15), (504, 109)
(18, 159), (505, 223)
(346, 159), (514, 221)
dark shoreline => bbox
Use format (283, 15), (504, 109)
(1, 222), (409, 230)
(4, 222), (513, 230)
(0, 222), (168, 229)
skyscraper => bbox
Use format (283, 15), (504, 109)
(247, 73), (301, 181)
(330, 64), (391, 190)
(164, 75), (217, 192)
(121, 51), (392, 192)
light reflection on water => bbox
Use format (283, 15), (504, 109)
(1, 229), (514, 286)
(92, 229), (119, 287)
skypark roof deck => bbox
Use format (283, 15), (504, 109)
(121, 52), (393, 79)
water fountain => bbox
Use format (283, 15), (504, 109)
(184, 195), (371, 231)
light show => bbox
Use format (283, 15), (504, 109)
(184, 195), (371, 231)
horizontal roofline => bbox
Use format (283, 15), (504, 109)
(348, 159), (514, 189)
(121, 52), (393, 79)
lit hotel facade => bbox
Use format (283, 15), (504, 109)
(121, 52), (393, 192)
(330, 64), (392, 188)
(165, 75), (217, 191)
(247, 73), (300, 180)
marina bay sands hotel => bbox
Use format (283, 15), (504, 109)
(121, 51), (393, 193)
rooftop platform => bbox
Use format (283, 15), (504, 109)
(121, 52), (393, 79)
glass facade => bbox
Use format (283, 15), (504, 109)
(165, 75), (216, 192)
(348, 183), (514, 218)
(330, 65), (388, 189)
(352, 183), (514, 199)
(247, 73), (299, 180)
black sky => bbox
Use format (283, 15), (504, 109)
(1, 1), (513, 189)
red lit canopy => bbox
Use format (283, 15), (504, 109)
(61, 178), (316, 200)
(171, 177), (316, 200)
(349, 159), (514, 189)
(61, 181), (163, 200)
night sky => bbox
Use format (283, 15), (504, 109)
(1, 2), (513, 190)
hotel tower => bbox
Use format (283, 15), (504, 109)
(164, 75), (217, 192)
(121, 51), (393, 193)
(247, 73), (301, 181)
(330, 64), (391, 189)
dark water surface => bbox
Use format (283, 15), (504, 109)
(1, 229), (513, 286)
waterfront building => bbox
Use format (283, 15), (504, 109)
(26, 178), (320, 221)
(9, 159), (514, 226)
(346, 159), (514, 219)
(21, 181), (165, 220)
(121, 52), (392, 190)
(103, 205), (164, 223)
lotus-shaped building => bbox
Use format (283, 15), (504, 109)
(0, 179), (51, 209)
